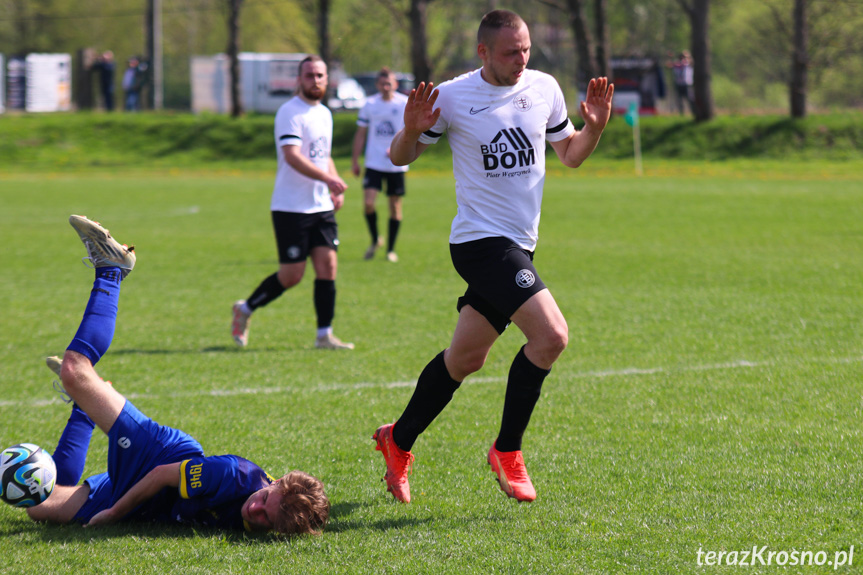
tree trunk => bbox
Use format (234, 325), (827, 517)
(565, 0), (597, 90)
(226, 0), (243, 118)
(319, 0), (331, 67)
(790, 0), (808, 118)
(594, 0), (610, 79)
(679, 0), (714, 122)
(408, 0), (433, 85)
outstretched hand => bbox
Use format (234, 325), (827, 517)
(580, 77), (614, 131)
(84, 508), (117, 527)
(404, 82), (441, 135)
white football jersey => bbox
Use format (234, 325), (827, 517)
(272, 96), (334, 214)
(419, 68), (575, 250)
(357, 92), (409, 173)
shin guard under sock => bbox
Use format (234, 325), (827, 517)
(365, 211), (379, 245)
(53, 405), (96, 486)
(66, 268), (122, 366)
(393, 351), (461, 452)
(247, 273), (286, 311)
(314, 279), (336, 329)
(388, 218), (401, 253)
(495, 345), (550, 452)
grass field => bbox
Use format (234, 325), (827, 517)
(1, 160), (861, 574)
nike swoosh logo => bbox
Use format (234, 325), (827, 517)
(469, 106), (490, 115)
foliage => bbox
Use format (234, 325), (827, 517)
(0, 111), (861, 174)
(2, 0), (863, 112)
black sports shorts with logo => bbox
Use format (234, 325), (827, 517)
(272, 210), (339, 264)
(449, 236), (547, 334)
(363, 168), (406, 197)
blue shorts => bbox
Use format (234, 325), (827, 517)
(75, 401), (204, 523)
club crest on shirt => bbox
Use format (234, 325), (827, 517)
(513, 95), (532, 112)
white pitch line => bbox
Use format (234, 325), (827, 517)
(3, 355), (861, 409)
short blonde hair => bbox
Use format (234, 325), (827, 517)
(273, 471), (330, 536)
(478, 10), (526, 48)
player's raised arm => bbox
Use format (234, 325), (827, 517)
(389, 82), (441, 166)
(551, 77), (614, 168)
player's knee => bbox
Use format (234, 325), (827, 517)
(60, 352), (88, 392)
(447, 350), (487, 379)
(276, 269), (303, 289)
(535, 324), (568, 363)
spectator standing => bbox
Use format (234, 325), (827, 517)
(92, 51), (116, 111)
(123, 57), (148, 111)
(671, 51), (694, 115)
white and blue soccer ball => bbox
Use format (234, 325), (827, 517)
(0, 443), (57, 508)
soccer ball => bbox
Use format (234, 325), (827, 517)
(0, 443), (57, 508)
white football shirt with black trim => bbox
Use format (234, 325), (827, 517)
(272, 96), (334, 214)
(419, 68), (575, 250)
(357, 92), (409, 173)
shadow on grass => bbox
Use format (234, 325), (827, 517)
(108, 346), (293, 355)
(324, 500), (434, 533)
(18, 518), (318, 545)
(326, 515), (433, 533)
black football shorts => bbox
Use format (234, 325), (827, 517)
(450, 236), (547, 334)
(272, 210), (339, 264)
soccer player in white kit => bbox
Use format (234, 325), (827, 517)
(351, 68), (410, 262)
(231, 55), (354, 350)
(373, 10), (613, 503)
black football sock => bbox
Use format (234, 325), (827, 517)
(387, 218), (401, 253)
(393, 351), (461, 451)
(495, 345), (550, 452)
(314, 279), (336, 329)
(365, 211), (379, 245)
(247, 273), (286, 311)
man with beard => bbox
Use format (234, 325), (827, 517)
(232, 55), (354, 350)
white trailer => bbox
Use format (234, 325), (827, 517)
(25, 53), (72, 112)
(191, 53), (307, 114)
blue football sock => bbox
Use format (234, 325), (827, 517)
(53, 405), (95, 486)
(66, 268), (123, 366)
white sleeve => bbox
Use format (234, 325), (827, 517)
(275, 106), (303, 147)
(545, 78), (575, 142)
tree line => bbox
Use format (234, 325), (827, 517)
(1, 0), (861, 119)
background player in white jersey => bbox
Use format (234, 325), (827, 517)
(232, 55), (354, 350)
(351, 68), (409, 262)
(373, 10), (613, 503)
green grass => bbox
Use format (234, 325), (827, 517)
(1, 161), (862, 573)
(1, 110), (862, 172)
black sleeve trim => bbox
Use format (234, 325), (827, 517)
(547, 119), (570, 134)
(424, 129), (442, 138)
